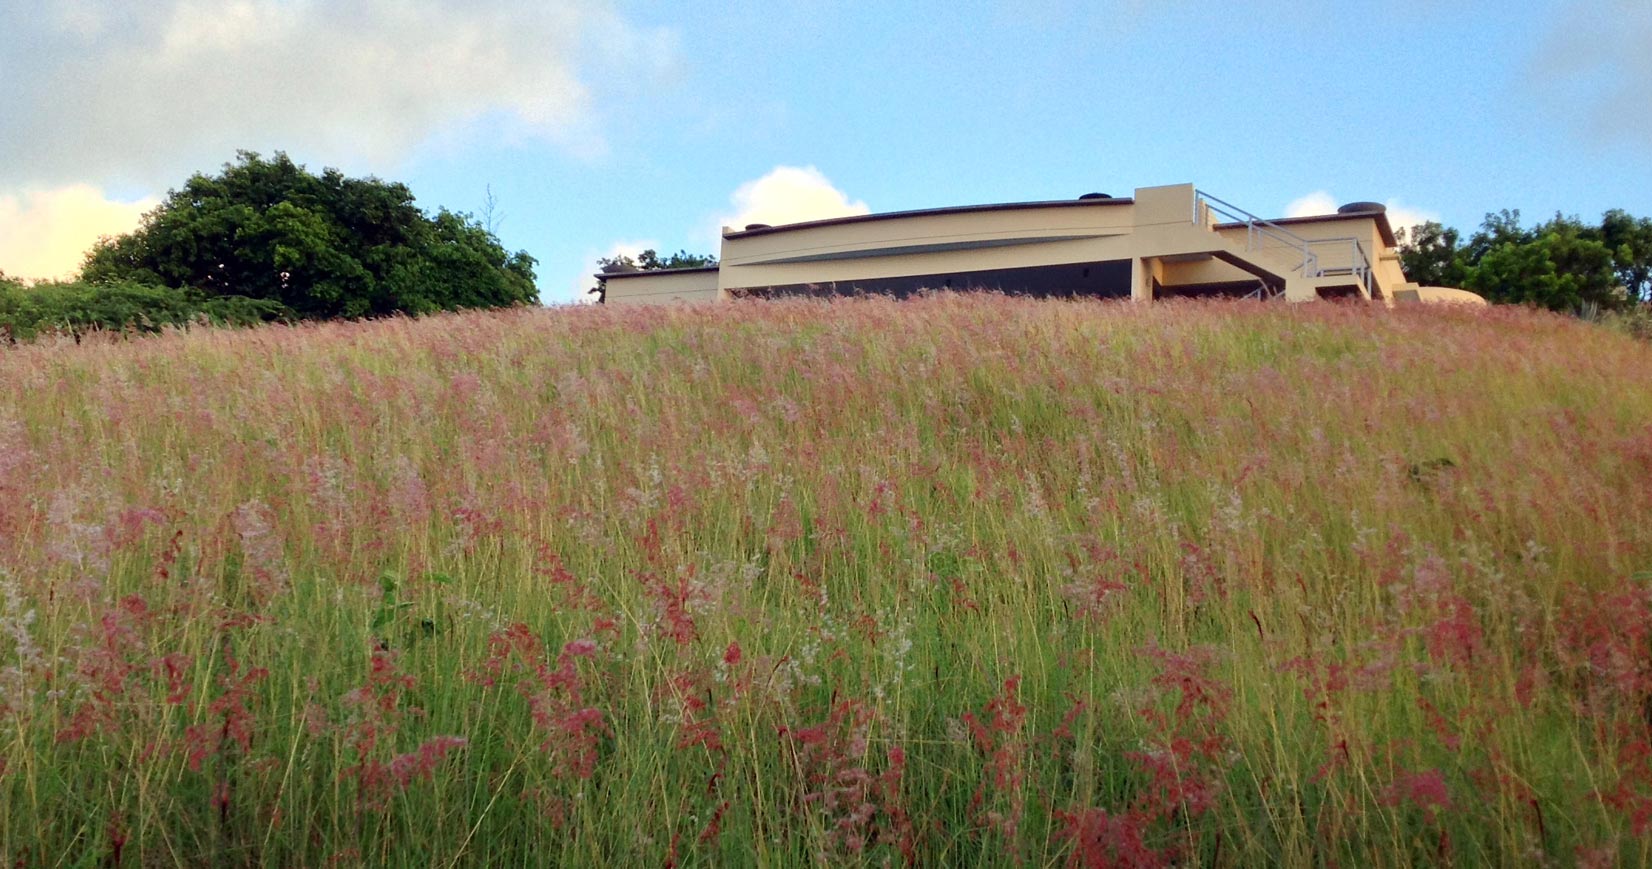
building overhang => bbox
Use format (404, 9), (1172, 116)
(722, 196), (1134, 239)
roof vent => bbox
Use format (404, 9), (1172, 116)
(744, 223), (771, 231)
(1078, 192), (1110, 200)
(1337, 201), (1385, 215)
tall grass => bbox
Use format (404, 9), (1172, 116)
(2, 295), (1651, 866)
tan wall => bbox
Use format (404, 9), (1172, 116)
(721, 203), (1136, 266)
(1374, 251), (1408, 292)
(1413, 286), (1488, 305)
(1160, 256), (1253, 286)
(715, 185), (1262, 295)
(603, 270), (721, 306)
(1215, 220), (1378, 270)
(718, 202), (1136, 292)
(1133, 183), (1197, 228)
(721, 237), (1128, 291)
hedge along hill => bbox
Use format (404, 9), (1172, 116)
(3, 296), (1652, 865)
(0, 278), (290, 343)
(82, 151), (538, 321)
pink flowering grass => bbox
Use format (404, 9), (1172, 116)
(0, 295), (1651, 864)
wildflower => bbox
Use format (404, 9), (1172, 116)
(1381, 768), (1452, 821)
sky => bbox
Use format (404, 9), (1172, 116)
(2, 0), (1651, 304)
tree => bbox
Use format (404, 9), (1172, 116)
(1399, 209), (1647, 313)
(588, 248), (717, 303)
(1598, 209), (1652, 304)
(1466, 223), (1620, 310)
(1461, 209), (1534, 265)
(1396, 221), (1468, 288)
(83, 152), (538, 320)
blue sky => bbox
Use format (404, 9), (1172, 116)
(3, 0), (1650, 303)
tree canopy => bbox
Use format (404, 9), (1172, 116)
(1398, 209), (1652, 312)
(84, 152), (538, 320)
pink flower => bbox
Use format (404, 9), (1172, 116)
(1382, 768), (1452, 820)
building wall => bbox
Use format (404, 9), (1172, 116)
(718, 201), (1137, 293)
(602, 269), (720, 305)
(715, 185), (1265, 295)
(602, 184), (1416, 305)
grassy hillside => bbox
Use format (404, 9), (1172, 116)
(2, 296), (1651, 866)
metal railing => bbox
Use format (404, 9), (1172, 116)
(1194, 190), (1319, 276)
(1310, 237), (1375, 297)
(1194, 190), (1375, 298)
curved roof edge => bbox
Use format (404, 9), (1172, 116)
(722, 197), (1135, 239)
(1414, 286), (1488, 305)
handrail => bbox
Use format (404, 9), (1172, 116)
(1304, 236), (1374, 297)
(1195, 190), (1376, 297)
(1194, 190), (1318, 276)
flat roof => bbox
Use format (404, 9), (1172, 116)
(721, 197), (1397, 248)
(722, 196), (1135, 239)
(596, 265), (721, 280)
(1217, 210), (1397, 247)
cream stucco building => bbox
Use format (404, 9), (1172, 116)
(598, 183), (1483, 307)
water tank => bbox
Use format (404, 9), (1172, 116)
(1337, 201), (1385, 214)
(1078, 192), (1111, 200)
(744, 223), (771, 231)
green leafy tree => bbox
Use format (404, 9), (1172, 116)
(1461, 209), (1535, 265)
(1598, 209), (1652, 304)
(1401, 208), (1647, 313)
(1396, 221), (1469, 288)
(588, 248), (717, 303)
(1465, 224), (1620, 310)
(83, 152), (538, 319)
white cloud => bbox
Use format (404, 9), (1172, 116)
(0, 186), (159, 281)
(1284, 190), (1439, 234)
(716, 166), (869, 232)
(1284, 191), (1337, 218)
(0, 0), (679, 189)
(1382, 198), (1439, 235)
(562, 239), (657, 304)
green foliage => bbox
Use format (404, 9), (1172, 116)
(589, 248), (718, 302)
(1466, 224), (1619, 310)
(1395, 221), (1467, 288)
(1600, 209), (1652, 303)
(1397, 208), (1652, 312)
(634, 249), (718, 271)
(83, 151), (538, 319)
(0, 280), (289, 342)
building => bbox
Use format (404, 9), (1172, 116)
(598, 183), (1484, 306)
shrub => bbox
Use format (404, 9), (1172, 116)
(0, 280), (290, 342)
(1602, 305), (1652, 341)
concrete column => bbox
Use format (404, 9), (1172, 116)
(1283, 277), (1316, 303)
(1130, 256), (1159, 302)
